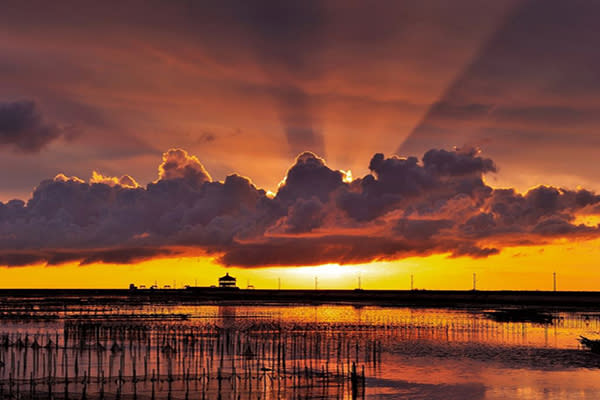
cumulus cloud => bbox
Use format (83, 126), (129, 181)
(1, 147), (600, 268)
(0, 100), (73, 153)
(276, 152), (344, 204)
(157, 149), (212, 187)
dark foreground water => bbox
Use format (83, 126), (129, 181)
(0, 304), (599, 399)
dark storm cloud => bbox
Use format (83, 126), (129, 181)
(276, 152), (344, 204)
(337, 148), (494, 222)
(0, 147), (599, 268)
(0, 248), (177, 267)
(282, 197), (325, 234)
(394, 218), (454, 241)
(216, 233), (499, 268)
(0, 100), (73, 153)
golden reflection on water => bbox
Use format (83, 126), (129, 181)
(139, 304), (600, 349)
(1, 304), (600, 399)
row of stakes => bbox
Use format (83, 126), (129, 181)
(0, 323), (376, 399)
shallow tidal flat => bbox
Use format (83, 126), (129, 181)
(0, 304), (600, 399)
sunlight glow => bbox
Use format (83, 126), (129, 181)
(340, 169), (353, 183)
(295, 263), (348, 279)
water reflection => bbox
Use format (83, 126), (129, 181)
(0, 305), (599, 399)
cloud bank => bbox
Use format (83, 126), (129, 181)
(1, 147), (599, 268)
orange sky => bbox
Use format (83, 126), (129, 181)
(1, 237), (599, 291)
(1, 1), (599, 199)
(1, 1), (600, 289)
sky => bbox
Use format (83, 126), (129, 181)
(1, 0), (600, 289)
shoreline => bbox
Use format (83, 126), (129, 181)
(0, 288), (600, 309)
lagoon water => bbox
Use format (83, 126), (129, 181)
(1, 304), (599, 399)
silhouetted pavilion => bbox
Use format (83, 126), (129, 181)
(219, 273), (237, 288)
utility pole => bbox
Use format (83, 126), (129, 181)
(278, 277), (281, 291)
(410, 274), (414, 291)
(358, 274), (361, 290)
(472, 273), (477, 291)
(315, 276), (318, 290)
(553, 272), (557, 292)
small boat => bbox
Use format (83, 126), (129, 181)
(579, 336), (600, 354)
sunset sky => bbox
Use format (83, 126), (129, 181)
(1, 0), (600, 290)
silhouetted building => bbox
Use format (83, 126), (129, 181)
(219, 273), (237, 288)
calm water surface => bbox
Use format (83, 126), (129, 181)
(0, 304), (599, 399)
